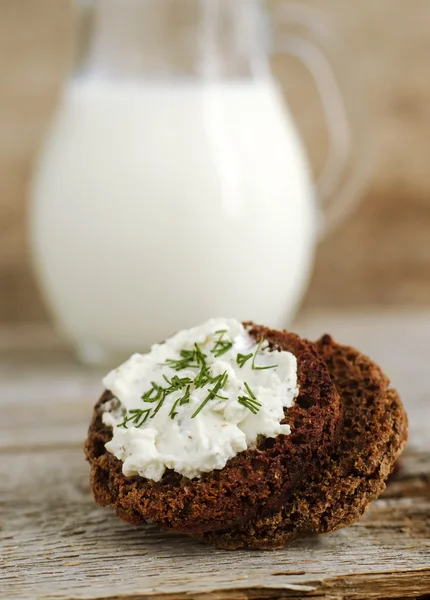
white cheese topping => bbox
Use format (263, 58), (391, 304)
(102, 318), (299, 481)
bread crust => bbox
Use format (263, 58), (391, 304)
(85, 324), (342, 534)
(199, 334), (408, 549)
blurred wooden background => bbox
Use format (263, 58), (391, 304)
(1, 0), (430, 324)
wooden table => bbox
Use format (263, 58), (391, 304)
(2, 311), (430, 600)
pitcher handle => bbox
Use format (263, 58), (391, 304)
(272, 3), (369, 236)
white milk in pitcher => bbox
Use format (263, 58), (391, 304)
(30, 77), (316, 360)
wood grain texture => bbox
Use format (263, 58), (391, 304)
(1, 312), (429, 600)
(1, 1), (430, 323)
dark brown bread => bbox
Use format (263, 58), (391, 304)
(199, 335), (408, 549)
(85, 325), (342, 534)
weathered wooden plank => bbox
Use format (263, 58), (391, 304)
(1, 447), (429, 600)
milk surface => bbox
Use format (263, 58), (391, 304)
(30, 77), (316, 357)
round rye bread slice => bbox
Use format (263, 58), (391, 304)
(199, 335), (408, 549)
(85, 324), (342, 534)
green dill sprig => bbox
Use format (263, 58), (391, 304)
(164, 352), (197, 371)
(211, 330), (233, 358)
(191, 371), (229, 418)
(193, 365), (212, 388)
(140, 381), (165, 419)
(139, 375), (193, 420)
(236, 352), (253, 368)
(142, 381), (164, 403)
(252, 337), (278, 370)
(140, 381), (166, 418)
(162, 374), (193, 391)
(163, 344), (207, 371)
(237, 337), (277, 370)
(169, 384), (191, 419)
(118, 408), (152, 428)
(238, 382), (262, 415)
(163, 375), (193, 420)
(194, 343), (207, 366)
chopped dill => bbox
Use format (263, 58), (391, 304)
(118, 408), (152, 428)
(118, 331), (271, 424)
(252, 337), (278, 370)
(211, 330), (233, 357)
(236, 352), (253, 368)
(238, 382), (261, 415)
(191, 371), (229, 418)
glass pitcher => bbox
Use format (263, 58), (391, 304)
(30, 0), (366, 364)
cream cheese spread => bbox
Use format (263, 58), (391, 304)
(102, 318), (299, 481)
